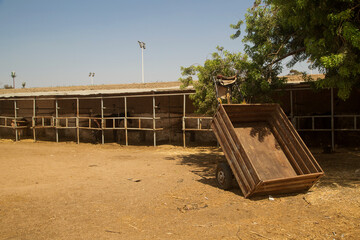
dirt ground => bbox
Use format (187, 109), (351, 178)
(0, 140), (359, 240)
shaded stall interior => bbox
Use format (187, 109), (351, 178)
(0, 91), (214, 146)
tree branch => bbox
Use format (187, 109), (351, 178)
(266, 47), (306, 67)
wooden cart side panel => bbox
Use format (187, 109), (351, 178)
(213, 115), (254, 190)
(212, 110), (258, 192)
(262, 172), (323, 185)
(218, 106), (261, 183)
(269, 113), (313, 174)
(268, 120), (304, 175)
(251, 185), (314, 197)
(271, 108), (320, 173)
(211, 119), (250, 195)
(274, 107), (319, 172)
(250, 173), (323, 197)
(223, 104), (278, 114)
(276, 107), (324, 173)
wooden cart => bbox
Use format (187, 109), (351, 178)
(211, 104), (324, 198)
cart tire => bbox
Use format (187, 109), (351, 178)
(216, 162), (233, 190)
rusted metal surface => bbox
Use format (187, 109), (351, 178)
(211, 104), (324, 198)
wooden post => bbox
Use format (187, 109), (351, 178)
(153, 96), (156, 147)
(331, 88), (335, 151)
(125, 97), (128, 146)
(76, 98), (80, 144)
(33, 98), (36, 142)
(55, 99), (59, 142)
(101, 97), (104, 144)
(183, 94), (186, 147)
(14, 100), (18, 142)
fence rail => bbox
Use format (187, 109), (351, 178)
(293, 115), (360, 131)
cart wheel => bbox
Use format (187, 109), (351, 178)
(216, 162), (233, 190)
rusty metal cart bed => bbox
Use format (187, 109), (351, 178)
(211, 104), (324, 198)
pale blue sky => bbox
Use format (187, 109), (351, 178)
(0, 0), (312, 88)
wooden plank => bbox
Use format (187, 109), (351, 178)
(252, 185), (313, 196)
(219, 106), (261, 183)
(213, 114), (255, 189)
(276, 107), (324, 172)
(223, 104), (277, 113)
(262, 172), (323, 185)
(215, 112), (256, 189)
(211, 119), (250, 194)
(268, 119), (304, 175)
(274, 107), (318, 172)
(274, 109), (320, 173)
(270, 115), (312, 174)
(256, 181), (317, 193)
(233, 121), (297, 181)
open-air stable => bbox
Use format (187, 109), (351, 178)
(0, 79), (359, 149)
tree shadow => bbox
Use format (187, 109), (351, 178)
(175, 151), (242, 195)
(314, 150), (360, 188)
(233, 122), (280, 149)
(249, 126), (272, 143)
(176, 148), (360, 199)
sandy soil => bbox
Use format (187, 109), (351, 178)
(0, 140), (359, 240)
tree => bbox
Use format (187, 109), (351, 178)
(179, 47), (284, 114)
(289, 69), (302, 75)
(231, 0), (360, 99)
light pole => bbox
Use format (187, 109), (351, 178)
(138, 41), (146, 83)
(89, 72), (95, 85)
(11, 71), (16, 89)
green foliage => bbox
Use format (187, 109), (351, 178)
(180, 0), (359, 114)
(179, 47), (284, 114)
(231, 0), (360, 100)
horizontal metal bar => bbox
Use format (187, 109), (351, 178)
(183, 116), (212, 119)
(0, 92), (193, 101)
(294, 115), (360, 119)
(182, 128), (213, 131)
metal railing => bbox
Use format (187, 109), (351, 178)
(0, 116), (29, 128)
(182, 116), (213, 131)
(292, 115), (360, 131)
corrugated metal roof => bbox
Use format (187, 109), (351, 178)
(0, 86), (193, 99)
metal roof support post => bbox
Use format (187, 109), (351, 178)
(14, 100), (18, 142)
(183, 94), (186, 147)
(55, 99), (59, 143)
(33, 98), (36, 142)
(101, 97), (105, 145)
(76, 98), (80, 144)
(355, 116), (357, 130)
(331, 88), (335, 151)
(290, 90), (295, 126)
(125, 97), (128, 146)
(153, 96), (156, 147)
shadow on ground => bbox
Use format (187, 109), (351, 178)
(315, 150), (360, 188)
(175, 151), (242, 196)
(176, 148), (360, 198)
